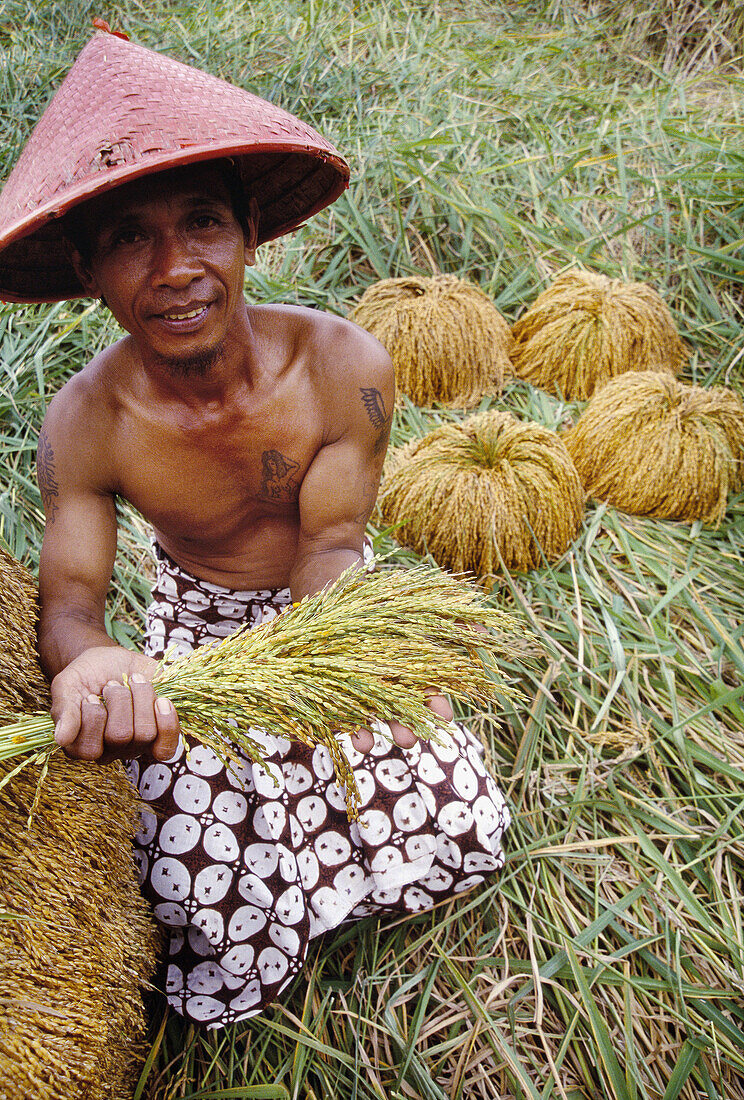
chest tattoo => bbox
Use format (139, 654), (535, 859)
(259, 449), (300, 502)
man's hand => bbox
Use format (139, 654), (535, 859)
(351, 693), (454, 753)
(51, 645), (180, 764)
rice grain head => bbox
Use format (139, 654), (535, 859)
(562, 371), (744, 525)
(511, 269), (687, 400)
(378, 410), (585, 584)
(0, 547), (161, 1100)
(348, 275), (514, 407)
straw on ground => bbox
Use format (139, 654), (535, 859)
(378, 409), (585, 584)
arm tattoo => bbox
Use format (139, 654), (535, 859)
(37, 429), (60, 523)
(258, 449), (300, 502)
(360, 387), (392, 455)
(353, 479), (378, 525)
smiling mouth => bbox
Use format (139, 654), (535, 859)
(159, 304), (210, 321)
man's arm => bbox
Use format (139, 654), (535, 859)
(37, 389), (179, 763)
(288, 325), (452, 750)
(288, 330), (394, 601)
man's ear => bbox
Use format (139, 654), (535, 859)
(67, 244), (101, 299)
(244, 197), (260, 267)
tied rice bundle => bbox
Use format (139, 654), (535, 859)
(377, 410), (585, 584)
(0, 546), (160, 1100)
(0, 542), (49, 711)
(348, 274), (514, 407)
(0, 759), (163, 1100)
(0, 564), (523, 818)
(511, 269), (687, 400)
(563, 371), (744, 525)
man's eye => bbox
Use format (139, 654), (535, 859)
(192, 214), (219, 229)
(111, 229), (143, 247)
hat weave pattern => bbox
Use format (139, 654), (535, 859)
(0, 32), (349, 302)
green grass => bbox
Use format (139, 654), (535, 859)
(1, 0), (744, 1097)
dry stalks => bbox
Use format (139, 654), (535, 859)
(0, 548), (161, 1100)
(563, 371), (744, 525)
(349, 275), (514, 407)
(511, 269), (687, 401)
(378, 409), (585, 583)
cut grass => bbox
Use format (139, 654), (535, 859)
(1, 0), (743, 1097)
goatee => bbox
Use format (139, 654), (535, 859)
(158, 340), (225, 378)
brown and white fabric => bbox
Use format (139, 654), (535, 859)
(128, 542), (511, 1028)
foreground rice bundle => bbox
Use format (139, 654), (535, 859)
(377, 410), (585, 583)
(0, 546), (161, 1100)
(0, 563), (523, 818)
(511, 269), (687, 400)
(348, 274), (514, 407)
(563, 371), (744, 524)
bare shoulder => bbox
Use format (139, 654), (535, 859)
(254, 303), (393, 388)
(39, 337), (132, 486)
(313, 308), (392, 389)
(262, 305), (395, 454)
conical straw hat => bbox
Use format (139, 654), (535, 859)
(0, 28), (349, 303)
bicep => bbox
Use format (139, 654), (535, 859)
(297, 434), (379, 551)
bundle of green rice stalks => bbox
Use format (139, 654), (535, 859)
(0, 564), (523, 820)
(377, 410), (585, 584)
(0, 546), (161, 1100)
(511, 268), (687, 400)
(348, 274), (514, 407)
(563, 371), (744, 525)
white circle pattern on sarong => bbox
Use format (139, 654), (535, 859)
(135, 542), (510, 1028)
(194, 865), (233, 906)
(203, 823), (240, 863)
(212, 792), (249, 823)
(173, 775), (212, 815)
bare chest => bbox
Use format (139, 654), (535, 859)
(112, 398), (322, 542)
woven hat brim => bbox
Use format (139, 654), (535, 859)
(0, 32), (350, 303)
(0, 146), (348, 303)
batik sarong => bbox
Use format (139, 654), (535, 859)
(129, 542), (510, 1028)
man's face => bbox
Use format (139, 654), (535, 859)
(72, 164), (256, 371)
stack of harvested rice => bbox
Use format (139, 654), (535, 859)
(562, 371), (744, 524)
(0, 546), (161, 1100)
(377, 410), (585, 584)
(349, 274), (514, 407)
(511, 269), (687, 400)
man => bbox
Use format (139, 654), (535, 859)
(0, 28), (509, 1027)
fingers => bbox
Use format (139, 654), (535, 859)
(53, 698), (86, 748)
(102, 679), (135, 745)
(351, 727), (374, 753)
(387, 719), (418, 750)
(387, 695), (453, 750)
(55, 673), (179, 763)
(75, 694), (108, 760)
(153, 696), (181, 761)
(425, 693), (454, 722)
(352, 694), (454, 755)
(129, 674), (157, 744)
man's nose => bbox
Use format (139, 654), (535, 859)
(150, 231), (203, 287)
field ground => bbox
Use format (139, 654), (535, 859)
(1, 1), (743, 1097)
